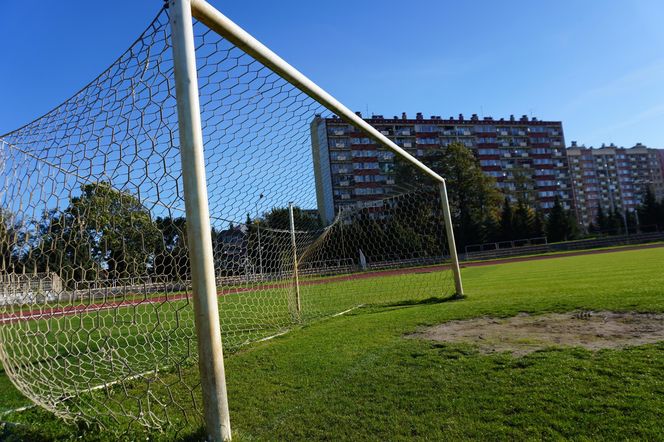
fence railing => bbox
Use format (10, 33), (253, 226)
(464, 237), (548, 255)
(463, 231), (664, 261)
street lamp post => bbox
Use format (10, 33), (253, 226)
(255, 193), (264, 279)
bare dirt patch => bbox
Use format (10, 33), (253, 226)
(410, 311), (664, 356)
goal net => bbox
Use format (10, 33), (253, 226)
(0, 1), (457, 435)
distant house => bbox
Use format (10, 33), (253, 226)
(213, 224), (250, 275)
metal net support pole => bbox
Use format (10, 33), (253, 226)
(438, 181), (464, 297)
(289, 202), (302, 319)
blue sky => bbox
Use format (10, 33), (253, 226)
(2, 0), (664, 148)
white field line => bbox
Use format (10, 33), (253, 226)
(256, 330), (290, 342)
(332, 304), (364, 317)
(257, 304), (364, 343)
(0, 403), (36, 417)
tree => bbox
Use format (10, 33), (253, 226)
(637, 187), (662, 230)
(499, 198), (514, 241)
(513, 200), (535, 240)
(153, 216), (189, 280)
(261, 206), (322, 231)
(545, 196), (577, 242)
(531, 210), (546, 239)
(595, 205), (608, 233)
(395, 142), (502, 248)
(608, 208), (625, 235)
(37, 183), (161, 282)
(0, 209), (19, 272)
(34, 207), (101, 283)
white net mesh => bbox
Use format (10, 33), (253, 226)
(0, 5), (454, 434)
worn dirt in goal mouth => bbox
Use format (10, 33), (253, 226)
(410, 311), (664, 357)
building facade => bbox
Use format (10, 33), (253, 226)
(567, 142), (664, 226)
(312, 112), (572, 224)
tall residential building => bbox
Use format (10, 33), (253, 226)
(567, 142), (664, 226)
(311, 112), (572, 224)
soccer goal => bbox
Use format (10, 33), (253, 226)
(0, 0), (463, 439)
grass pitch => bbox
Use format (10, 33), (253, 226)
(1, 246), (664, 440)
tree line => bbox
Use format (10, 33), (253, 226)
(588, 187), (664, 235)
(0, 182), (325, 284)
(394, 142), (580, 247)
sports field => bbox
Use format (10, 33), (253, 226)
(1, 246), (664, 440)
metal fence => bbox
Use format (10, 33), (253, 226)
(463, 232), (664, 261)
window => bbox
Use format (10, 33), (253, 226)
(328, 125), (351, 136)
(380, 163), (394, 173)
(474, 125), (495, 133)
(331, 164), (350, 173)
(355, 187), (385, 196)
(352, 150), (377, 158)
(416, 137), (438, 145)
(414, 125), (438, 133)
(479, 159), (500, 167)
(330, 152), (350, 161)
(352, 162), (379, 170)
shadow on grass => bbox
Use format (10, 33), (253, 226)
(382, 294), (466, 309)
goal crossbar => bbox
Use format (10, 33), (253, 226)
(189, 0), (443, 186)
(188, 0), (464, 297)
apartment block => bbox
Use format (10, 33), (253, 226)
(567, 142), (664, 226)
(311, 112), (572, 224)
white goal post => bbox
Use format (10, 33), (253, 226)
(169, 0), (464, 440)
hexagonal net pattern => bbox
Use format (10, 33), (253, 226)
(0, 5), (454, 434)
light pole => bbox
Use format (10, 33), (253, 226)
(255, 193), (264, 278)
(608, 183), (628, 236)
(604, 163), (628, 236)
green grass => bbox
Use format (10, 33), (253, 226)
(1, 247), (664, 440)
